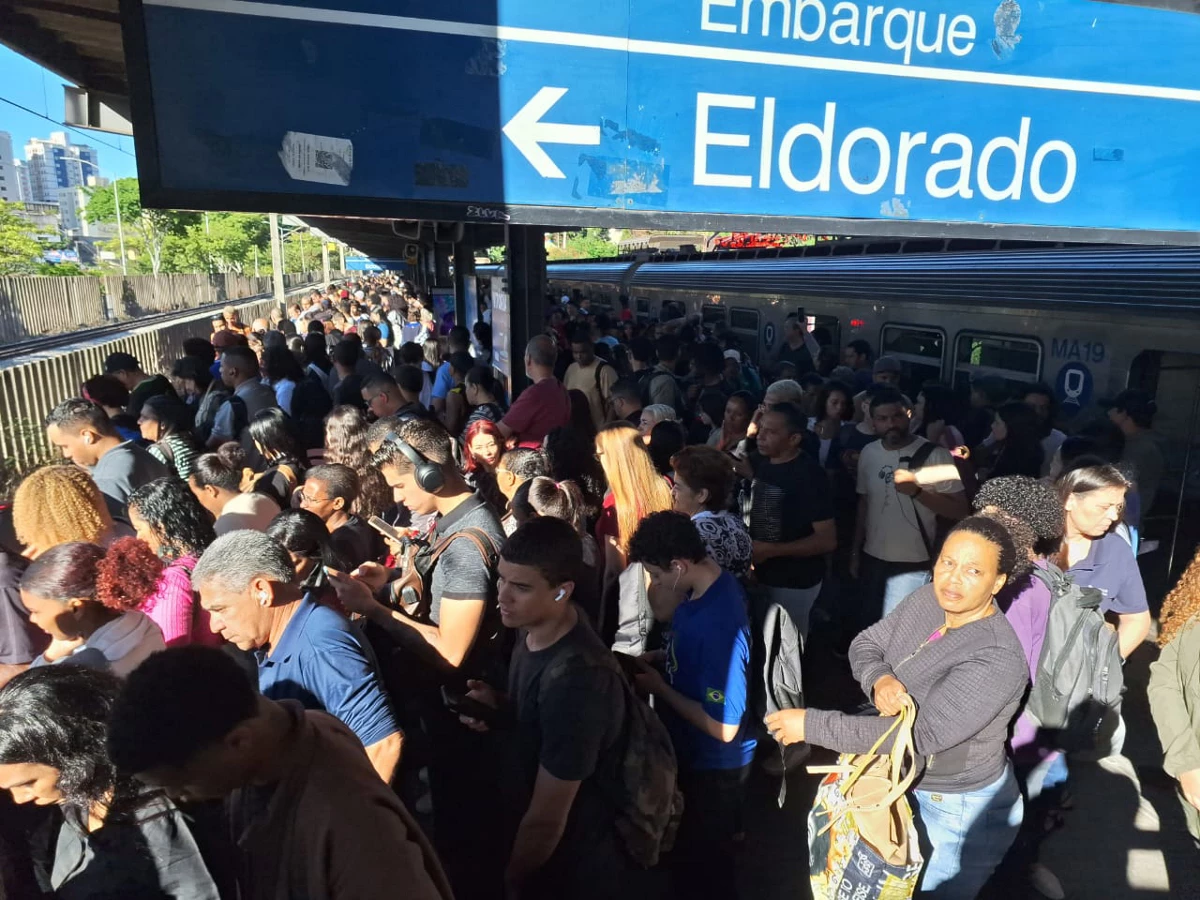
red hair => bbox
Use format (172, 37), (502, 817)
(96, 537), (165, 612)
(463, 420), (505, 474)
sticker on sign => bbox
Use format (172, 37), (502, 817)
(279, 131), (354, 186)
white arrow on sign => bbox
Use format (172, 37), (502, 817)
(502, 87), (601, 179)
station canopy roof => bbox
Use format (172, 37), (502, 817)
(0, 1), (508, 256)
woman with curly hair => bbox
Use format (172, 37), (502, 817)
(20, 541), (165, 676)
(972, 475), (1068, 897)
(323, 406), (392, 520)
(13, 465), (129, 559)
(766, 515), (1029, 900)
(0, 666), (219, 897)
(1150, 547), (1200, 840)
(127, 478), (220, 647)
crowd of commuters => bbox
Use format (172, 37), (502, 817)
(0, 273), (1184, 900)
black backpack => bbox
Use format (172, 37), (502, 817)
(1024, 563), (1125, 752)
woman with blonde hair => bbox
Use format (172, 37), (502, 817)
(1150, 547), (1200, 840)
(13, 465), (129, 559)
(594, 423), (673, 652)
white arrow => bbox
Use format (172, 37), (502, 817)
(503, 87), (601, 179)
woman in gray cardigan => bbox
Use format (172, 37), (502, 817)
(767, 516), (1029, 900)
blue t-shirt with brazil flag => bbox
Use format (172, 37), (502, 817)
(662, 570), (757, 771)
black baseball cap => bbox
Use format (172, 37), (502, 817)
(1101, 388), (1157, 419)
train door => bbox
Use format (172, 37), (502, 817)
(729, 306), (761, 364)
(880, 323), (945, 399)
(952, 331), (1043, 397)
(1128, 350), (1200, 590)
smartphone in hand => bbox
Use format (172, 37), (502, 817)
(441, 685), (497, 724)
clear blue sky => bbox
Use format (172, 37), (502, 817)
(0, 45), (139, 180)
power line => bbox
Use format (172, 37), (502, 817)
(0, 94), (136, 158)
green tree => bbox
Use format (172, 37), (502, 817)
(34, 262), (88, 276)
(547, 227), (620, 260)
(283, 231), (325, 274)
(84, 179), (199, 274)
(0, 201), (52, 275)
(161, 213), (270, 274)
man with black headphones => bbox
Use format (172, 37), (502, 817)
(336, 416), (506, 900)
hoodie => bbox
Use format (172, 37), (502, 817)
(33, 611), (165, 678)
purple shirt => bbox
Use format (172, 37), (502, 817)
(1067, 530), (1148, 616)
(999, 561), (1054, 755)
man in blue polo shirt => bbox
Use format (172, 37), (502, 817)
(430, 326), (472, 417)
(192, 529), (403, 783)
(629, 511), (756, 899)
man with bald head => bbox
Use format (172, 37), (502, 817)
(497, 335), (571, 448)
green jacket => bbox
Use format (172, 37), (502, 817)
(1148, 618), (1200, 837)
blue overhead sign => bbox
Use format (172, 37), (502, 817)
(124, 0), (1200, 241)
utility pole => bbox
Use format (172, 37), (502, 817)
(321, 240), (331, 286)
(253, 245), (259, 276)
(338, 241), (346, 273)
(300, 236), (307, 274)
(268, 212), (285, 303)
(112, 178), (127, 275)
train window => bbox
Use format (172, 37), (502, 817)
(636, 297), (651, 315)
(662, 300), (687, 321)
(729, 307), (761, 365)
(702, 305), (727, 326)
(810, 315), (840, 353)
(953, 332), (1042, 394)
(880, 324), (944, 397)
(729, 308), (760, 332)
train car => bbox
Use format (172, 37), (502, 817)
(521, 240), (1200, 582)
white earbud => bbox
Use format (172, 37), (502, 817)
(554, 588), (567, 602)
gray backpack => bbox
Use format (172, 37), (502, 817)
(749, 589), (805, 805)
(1025, 564), (1124, 752)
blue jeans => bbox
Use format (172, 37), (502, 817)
(912, 765), (1023, 899)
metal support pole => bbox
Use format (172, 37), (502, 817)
(322, 241), (331, 286)
(269, 212), (285, 304)
(505, 224), (546, 395)
(339, 241), (346, 274)
(454, 229), (476, 332)
(112, 178), (127, 275)
(254, 245), (259, 276)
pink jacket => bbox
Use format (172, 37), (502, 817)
(139, 557), (222, 648)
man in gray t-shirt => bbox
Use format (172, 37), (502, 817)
(45, 398), (170, 524)
(334, 416), (506, 898)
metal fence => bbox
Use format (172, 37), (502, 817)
(0, 296), (280, 488)
(0, 271), (331, 342)
(0, 276), (107, 339)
